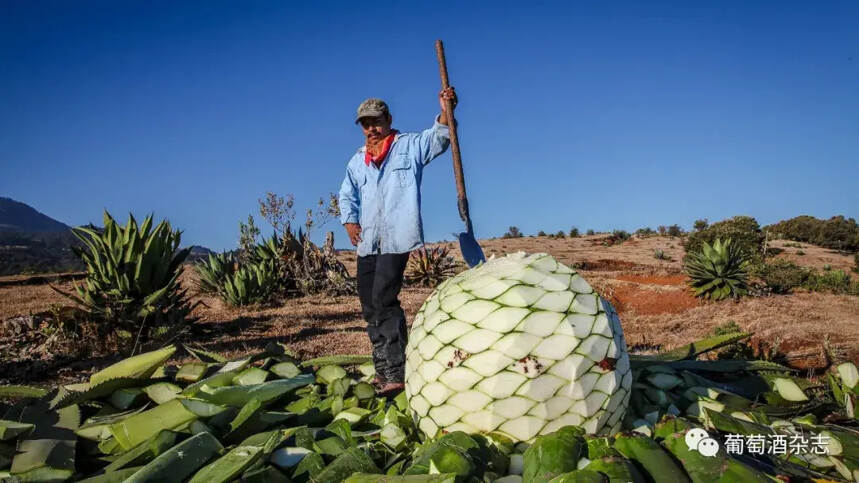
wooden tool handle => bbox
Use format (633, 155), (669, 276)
(435, 39), (470, 225)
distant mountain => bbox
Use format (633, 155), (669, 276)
(0, 197), (70, 233)
(0, 197), (81, 276)
(186, 245), (215, 263)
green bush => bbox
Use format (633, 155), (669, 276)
(612, 230), (630, 242)
(569, 227), (579, 238)
(667, 224), (684, 237)
(586, 229), (595, 236)
(751, 260), (811, 294)
(537, 230), (547, 237)
(555, 230), (566, 238)
(805, 269), (852, 294)
(635, 227), (655, 238)
(502, 226), (523, 238)
(59, 211), (195, 348)
(766, 215), (859, 251)
(854, 253), (859, 273)
(685, 215), (765, 263)
(693, 219), (709, 232)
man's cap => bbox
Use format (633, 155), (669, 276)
(355, 98), (390, 123)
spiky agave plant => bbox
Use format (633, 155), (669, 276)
(193, 252), (238, 295)
(59, 211), (195, 344)
(221, 259), (279, 306)
(404, 245), (459, 287)
(684, 238), (750, 300)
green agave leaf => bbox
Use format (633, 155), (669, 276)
(125, 431), (223, 483)
(109, 399), (197, 450)
(52, 377), (156, 409)
(188, 444), (264, 483)
(642, 332), (752, 361)
(90, 345), (176, 386)
(300, 354), (373, 368)
(184, 345), (228, 363)
(194, 374), (314, 407)
(10, 398), (80, 478)
(0, 386), (48, 399)
(630, 358), (794, 373)
(0, 420), (33, 441)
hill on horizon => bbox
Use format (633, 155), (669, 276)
(0, 197), (70, 233)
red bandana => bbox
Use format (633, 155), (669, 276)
(364, 131), (398, 167)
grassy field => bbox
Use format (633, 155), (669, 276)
(1, 234), (857, 385)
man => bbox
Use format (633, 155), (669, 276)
(339, 88), (458, 395)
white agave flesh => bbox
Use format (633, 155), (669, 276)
(405, 252), (631, 442)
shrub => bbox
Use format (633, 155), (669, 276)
(667, 224), (684, 237)
(685, 215), (765, 263)
(537, 230), (547, 237)
(569, 227), (579, 238)
(635, 227), (655, 238)
(653, 249), (670, 260)
(555, 230), (566, 238)
(693, 219), (709, 232)
(854, 253), (859, 273)
(238, 215), (261, 264)
(823, 264), (832, 271)
(766, 215), (859, 251)
(805, 269), (852, 294)
(612, 230), (630, 242)
(586, 229), (595, 236)
(257, 192), (355, 297)
(796, 250), (806, 256)
(502, 226), (523, 238)
(750, 260), (811, 294)
(57, 211), (196, 350)
(405, 246), (459, 287)
(657, 225), (667, 236)
(684, 238), (750, 300)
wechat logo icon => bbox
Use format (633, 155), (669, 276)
(685, 428), (720, 457)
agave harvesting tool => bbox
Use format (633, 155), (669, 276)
(435, 39), (485, 267)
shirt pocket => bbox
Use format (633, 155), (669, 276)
(390, 155), (414, 189)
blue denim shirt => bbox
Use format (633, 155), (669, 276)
(339, 117), (450, 256)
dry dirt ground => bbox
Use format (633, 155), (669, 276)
(1, 235), (857, 386)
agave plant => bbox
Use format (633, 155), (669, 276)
(194, 252), (238, 295)
(58, 211), (195, 344)
(684, 237), (750, 300)
(221, 259), (279, 306)
(404, 245), (459, 287)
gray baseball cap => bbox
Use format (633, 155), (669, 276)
(355, 98), (390, 123)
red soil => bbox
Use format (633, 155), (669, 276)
(614, 274), (687, 286)
(609, 284), (700, 316)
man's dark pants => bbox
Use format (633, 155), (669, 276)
(357, 252), (410, 383)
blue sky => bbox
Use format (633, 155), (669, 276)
(2, 1), (857, 251)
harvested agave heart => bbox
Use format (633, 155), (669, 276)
(404, 252), (632, 442)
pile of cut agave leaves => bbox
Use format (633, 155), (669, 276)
(0, 333), (857, 482)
